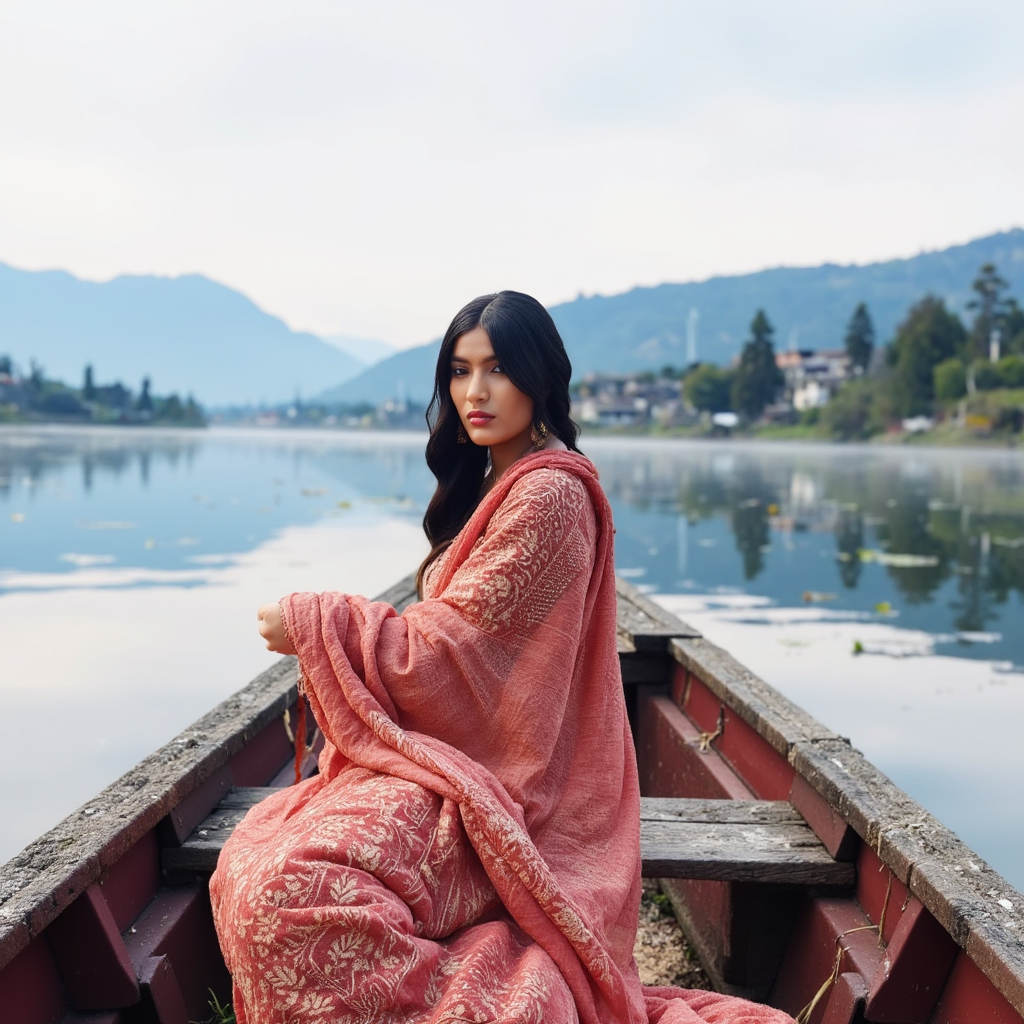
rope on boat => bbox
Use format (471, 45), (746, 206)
(697, 706), (726, 752)
(794, 925), (877, 1023)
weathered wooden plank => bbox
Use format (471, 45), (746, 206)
(167, 790), (852, 888)
(216, 786), (280, 810)
(163, 788), (277, 873)
(640, 817), (855, 885)
(639, 797), (804, 826)
(616, 577), (701, 652)
(669, 635), (841, 759)
(791, 736), (1024, 1014)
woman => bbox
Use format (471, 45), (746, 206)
(210, 291), (792, 1024)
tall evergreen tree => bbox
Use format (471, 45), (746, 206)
(138, 376), (153, 413)
(888, 296), (966, 416)
(83, 365), (96, 401)
(1002, 298), (1024, 355)
(731, 310), (783, 419)
(844, 303), (875, 374)
(967, 263), (1012, 360)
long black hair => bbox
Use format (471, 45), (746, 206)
(418, 290), (581, 584)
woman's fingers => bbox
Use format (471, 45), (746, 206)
(255, 602), (295, 654)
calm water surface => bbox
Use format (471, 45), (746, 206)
(2, 427), (1022, 889)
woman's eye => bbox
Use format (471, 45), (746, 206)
(451, 366), (467, 377)
(492, 364), (504, 374)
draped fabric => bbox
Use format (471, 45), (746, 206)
(210, 450), (793, 1024)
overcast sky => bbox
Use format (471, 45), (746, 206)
(1, 1), (1022, 347)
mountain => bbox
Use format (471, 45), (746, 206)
(325, 228), (1024, 408)
(0, 264), (364, 406)
(317, 342), (441, 408)
(323, 334), (397, 367)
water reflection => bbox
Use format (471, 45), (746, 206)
(4, 431), (1023, 660)
(591, 441), (1024, 669)
(0, 427), (432, 586)
(0, 428), (201, 498)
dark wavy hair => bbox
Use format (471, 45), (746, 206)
(417, 290), (581, 588)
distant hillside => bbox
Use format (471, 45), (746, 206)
(0, 264), (363, 406)
(325, 228), (1024, 407)
(323, 334), (397, 367)
(317, 343), (441, 408)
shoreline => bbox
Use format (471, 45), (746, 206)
(580, 422), (1024, 450)
(4, 417), (1021, 452)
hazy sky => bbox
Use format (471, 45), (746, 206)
(1, 1), (1022, 347)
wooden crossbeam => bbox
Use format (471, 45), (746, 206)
(639, 797), (854, 885)
(164, 791), (854, 887)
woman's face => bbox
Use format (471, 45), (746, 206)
(450, 327), (534, 455)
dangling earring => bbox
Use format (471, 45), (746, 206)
(457, 424), (468, 444)
(530, 421), (549, 450)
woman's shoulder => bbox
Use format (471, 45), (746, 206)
(490, 462), (597, 543)
(503, 462), (591, 510)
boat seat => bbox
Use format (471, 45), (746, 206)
(163, 790), (855, 887)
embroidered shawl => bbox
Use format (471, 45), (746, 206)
(219, 449), (792, 1024)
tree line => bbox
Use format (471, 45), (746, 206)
(678, 262), (1024, 437)
(0, 358), (204, 426)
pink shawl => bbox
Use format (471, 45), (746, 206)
(278, 449), (791, 1024)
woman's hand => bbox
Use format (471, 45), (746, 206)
(257, 602), (296, 655)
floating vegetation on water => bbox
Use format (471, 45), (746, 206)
(850, 637), (933, 658)
(801, 590), (837, 603)
(857, 549), (939, 568)
(874, 601), (896, 616)
(849, 630), (1003, 659)
(337, 500), (351, 509)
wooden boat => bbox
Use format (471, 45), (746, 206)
(1, 573), (1022, 1024)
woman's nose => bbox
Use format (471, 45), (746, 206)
(467, 370), (488, 402)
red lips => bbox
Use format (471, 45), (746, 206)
(467, 412), (494, 424)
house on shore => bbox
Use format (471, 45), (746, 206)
(571, 373), (688, 428)
(775, 349), (851, 411)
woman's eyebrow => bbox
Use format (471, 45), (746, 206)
(450, 354), (498, 363)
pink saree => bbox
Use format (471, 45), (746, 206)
(210, 450), (793, 1024)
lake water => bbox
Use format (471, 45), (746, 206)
(2, 426), (1022, 891)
